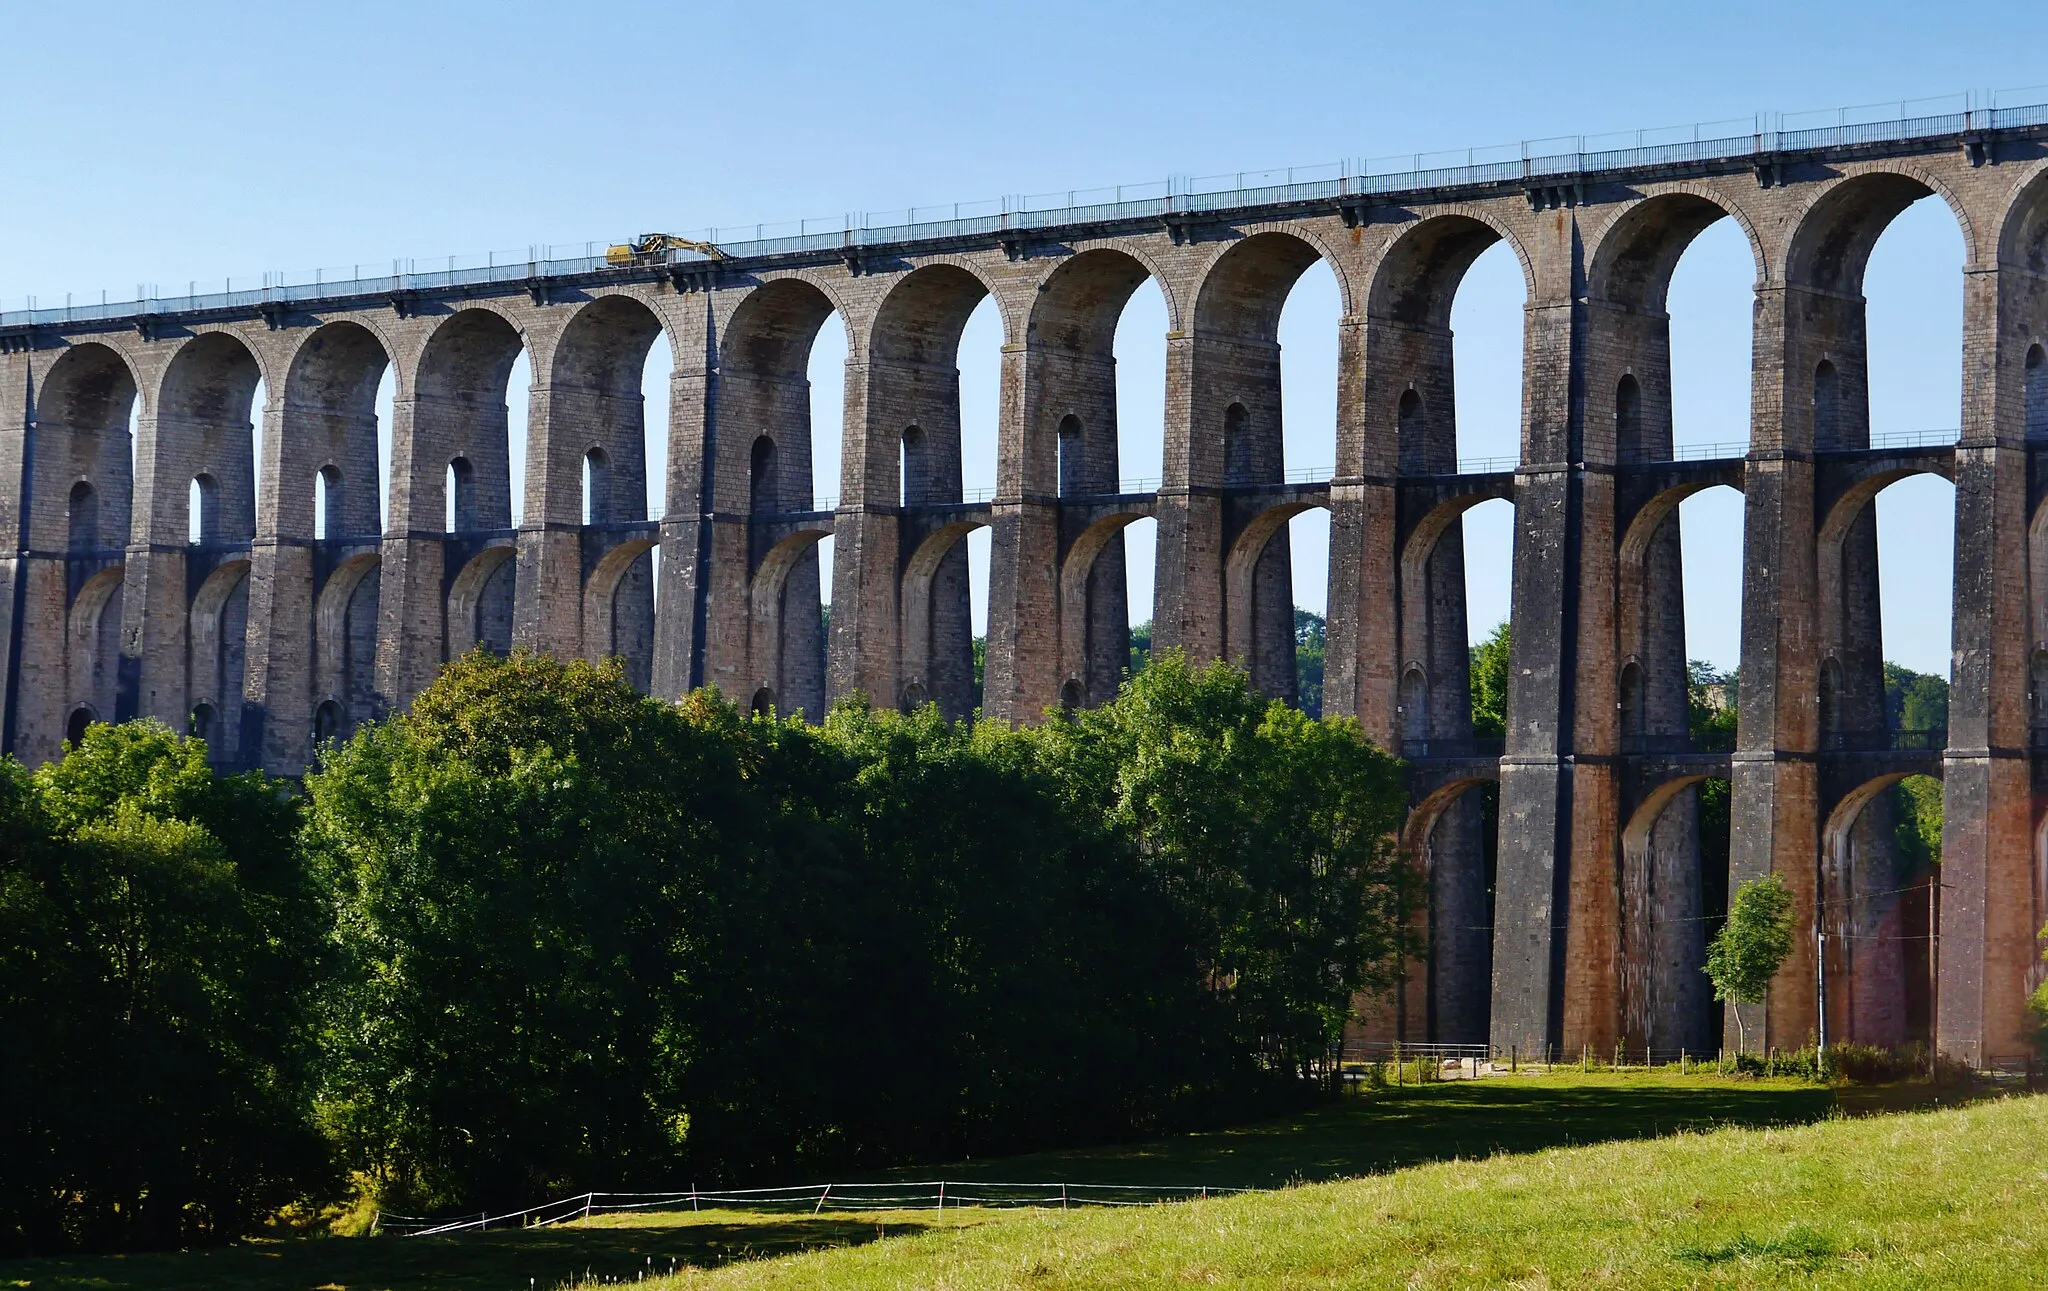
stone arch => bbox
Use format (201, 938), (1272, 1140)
(447, 543), (517, 657)
(1616, 478), (1744, 741)
(1399, 663), (1431, 743)
(66, 480), (101, 553)
(1820, 767), (1946, 1047)
(547, 294), (662, 528)
(750, 687), (776, 717)
(408, 308), (524, 534)
(870, 262), (1000, 367)
(278, 320), (389, 540)
(1992, 163), (2048, 277)
(65, 706), (94, 748)
(1059, 509), (1154, 707)
(2025, 342), (2048, 442)
(1587, 189), (1764, 315)
(899, 519), (988, 719)
(1615, 373), (1644, 462)
(583, 535), (658, 689)
(748, 528), (832, 722)
(1368, 211), (1531, 330)
(65, 565), (125, 730)
(749, 435), (777, 514)
(1786, 169), (1974, 297)
(187, 558), (251, 766)
(1616, 771), (1718, 1054)
(1025, 247), (1159, 500)
(313, 552), (383, 739)
(1395, 770), (1498, 1044)
(1225, 498), (1328, 702)
(33, 343), (136, 552)
(154, 331), (260, 542)
(720, 276), (841, 514)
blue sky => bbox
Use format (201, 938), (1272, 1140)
(4, 0), (2036, 676)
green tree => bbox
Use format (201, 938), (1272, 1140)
(1294, 608), (1326, 717)
(1128, 619), (1153, 677)
(0, 722), (326, 1254)
(1470, 621), (1510, 737)
(1703, 871), (1796, 1052)
(1035, 652), (1415, 1077)
(307, 650), (748, 1210)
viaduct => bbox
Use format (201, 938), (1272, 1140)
(5, 102), (2048, 1068)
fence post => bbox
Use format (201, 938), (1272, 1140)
(1510, 1044), (1517, 1073)
(938, 1181), (945, 1218)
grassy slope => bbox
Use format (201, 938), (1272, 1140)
(651, 1092), (2048, 1290)
(0, 1073), (2005, 1291)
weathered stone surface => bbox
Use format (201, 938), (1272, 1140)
(4, 117), (2044, 1065)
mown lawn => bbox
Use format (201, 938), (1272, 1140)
(649, 1091), (2048, 1290)
(0, 1071), (2001, 1291)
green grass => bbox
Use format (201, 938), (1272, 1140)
(646, 1091), (2048, 1290)
(0, 1072), (2001, 1291)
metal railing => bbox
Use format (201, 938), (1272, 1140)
(1619, 729), (1737, 755)
(7, 90), (2047, 329)
(1820, 726), (1948, 753)
(1400, 736), (1506, 761)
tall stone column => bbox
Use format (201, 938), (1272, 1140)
(984, 337), (1062, 724)
(1937, 262), (2038, 1065)
(1490, 208), (1594, 1058)
(825, 352), (903, 708)
(1321, 314), (1398, 739)
(653, 326), (713, 700)
(513, 380), (596, 664)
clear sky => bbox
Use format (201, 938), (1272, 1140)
(5, 0), (2037, 678)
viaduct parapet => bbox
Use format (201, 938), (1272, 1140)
(6, 103), (2048, 1068)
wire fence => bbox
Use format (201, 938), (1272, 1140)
(375, 1180), (1247, 1237)
(7, 90), (2047, 328)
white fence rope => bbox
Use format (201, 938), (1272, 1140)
(378, 1180), (1247, 1237)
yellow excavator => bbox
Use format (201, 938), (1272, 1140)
(605, 233), (723, 266)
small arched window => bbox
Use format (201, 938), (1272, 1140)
(67, 481), (98, 553)
(1813, 359), (1842, 448)
(1618, 660), (1646, 739)
(900, 425), (927, 507)
(315, 466), (342, 541)
(1400, 665), (1429, 743)
(447, 457), (475, 533)
(2031, 648), (2048, 735)
(750, 686), (776, 717)
(583, 448), (611, 526)
(899, 681), (930, 714)
(1059, 678), (1084, 712)
(1057, 414), (1084, 498)
(65, 706), (94, 748)
(189, 473), (219, 545)
(750, 436), (777, 516)
(313, 699), (342, 746)
(1396, 388), (1426, 472)
(190, 701), (216, 743)
(1223, 402), (1251, 484)
(2026, 344), (2047, 443)
(1615, 374), (1643, 462)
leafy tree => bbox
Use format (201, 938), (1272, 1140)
(1034, 652), (1415, 1078)
(1884, 662), (1949, 732)
(1294, 609), (1326, 717)
(1470, 621), (1510, 737)
(1703, 871), (1796, 1052)
(0, 722), (326, 1255)
(307, 650), (748, 1210)
(1128, 619), (1153, 677)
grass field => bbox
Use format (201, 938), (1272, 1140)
(0, 1071), (2011, 1291)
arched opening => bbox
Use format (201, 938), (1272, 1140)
(1820, 772), (1944, 1048)
(1362, 777), (1499, 1046)
(899, 520), (988, 721)
(899, 425), (928, 505)
(1122, 515), (1158, 682)
(66, 481), (99, 553)
(1618, 775), (1719, 1056)
(447, 457), (476, 533)
(189, 701), (216, 742)
(65, 707), (93, 748)
(188, 473), (219, 545)
(1400, 665), (1429, 743)
(1615, 373), (1644, 461)
(1056, 414), (1083, 498)
(312, 699), (342, 746)
(1618, 659), (1646, 742)
(582, 447), (610, 526)
(722, 280), (845, 717)
(281, 322), (389, 546)
(1025, 248), (1169, 710)
(749, 435), (777, 515)
(1058, 678), (1083, 712)
(414, 308), (521, 540)
(314, 465), (343, 541)
(750, 687), (775, 717)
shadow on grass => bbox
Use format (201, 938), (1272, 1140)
(937, 1074), (1990, 1189)
(0, 1213), (934, 1291)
